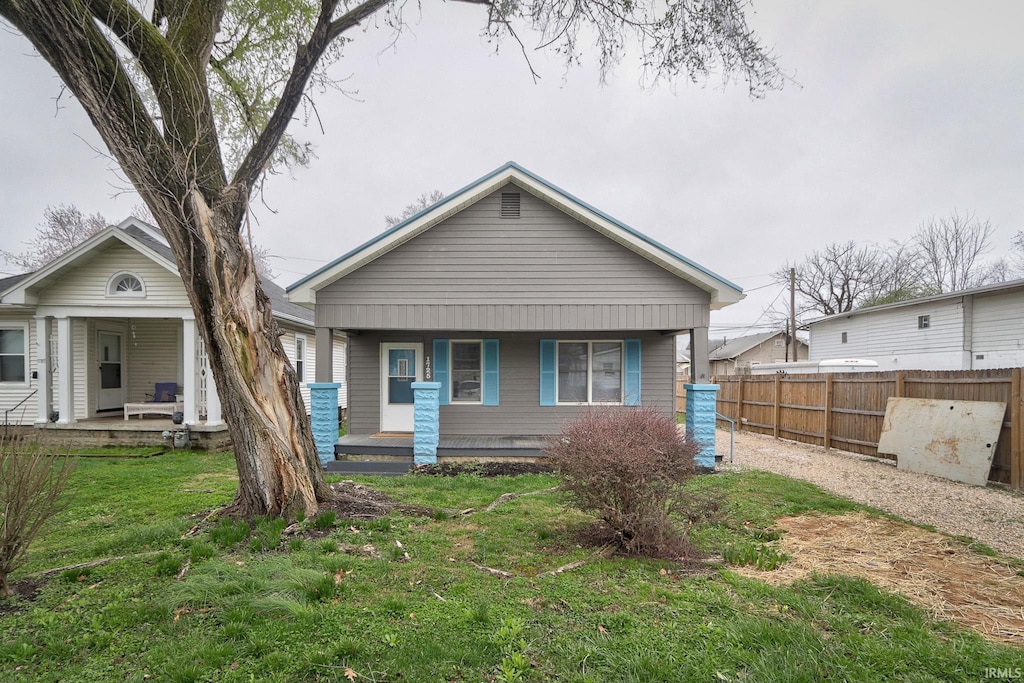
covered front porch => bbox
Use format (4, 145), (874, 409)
(33, 310), (223, 429)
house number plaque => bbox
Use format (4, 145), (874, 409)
(425, 356), (432, 380)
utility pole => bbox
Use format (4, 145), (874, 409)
(790, 267), (797, 361)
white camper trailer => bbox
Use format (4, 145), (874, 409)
(749, 359), (879, 375)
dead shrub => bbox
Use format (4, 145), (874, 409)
(0, 435), (76, 597)
(545, 407), (701, 559)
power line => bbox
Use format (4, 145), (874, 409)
(733, 285), (788, 338)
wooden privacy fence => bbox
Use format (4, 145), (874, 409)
(676, 369), (1024, 489)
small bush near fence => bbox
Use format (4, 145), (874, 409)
(0, 435), (76, 597)
(545, 407), (701, 559)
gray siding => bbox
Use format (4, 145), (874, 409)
(347, 331), (675, 436)
(317, 185), (709, 331)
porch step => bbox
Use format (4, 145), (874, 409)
(324, 459), (412, 476)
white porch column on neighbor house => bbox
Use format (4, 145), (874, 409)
(55, 316), (74, 424)
(182, 318), (199, 425)
(205, 370), (222, 426)
(35, 316), (52, 424)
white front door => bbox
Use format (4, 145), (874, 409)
(97, 329), (125, 411)
(380, 343), (423, 432)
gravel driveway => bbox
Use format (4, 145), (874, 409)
(717, 428), (1024, 559)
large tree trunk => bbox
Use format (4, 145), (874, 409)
(167, 191), (332, 518)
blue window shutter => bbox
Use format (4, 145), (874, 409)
(433, 339), (450, 406)
(624, 339), (642, 406)
(539, 339), (556, 406)
(483, 339), (500, 406)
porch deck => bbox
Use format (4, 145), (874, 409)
(29, 413), (230, 450)
(334, 434), (548, 460)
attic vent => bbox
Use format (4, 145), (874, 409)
(500, 192), (521, 219)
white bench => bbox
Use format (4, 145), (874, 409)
(123, 401), (184, 420)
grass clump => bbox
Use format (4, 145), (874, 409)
(723, 540), (789, 571)
(249, 517), (287, 552)
(209, 517), (250, 548)
(312, 510), (336, 530)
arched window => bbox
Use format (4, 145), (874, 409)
(108, 272), (146, 297)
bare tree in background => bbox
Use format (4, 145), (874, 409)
(1010, 230), (1024, 276)
(776, 241), (883, 317)
(914, 211), (996, 293)
(1, 0), (787, 519)
(385, 190), (445, 228)
(1, 205), (106, 272)
(859, 238), (928, 307)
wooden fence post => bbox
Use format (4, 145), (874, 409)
(1012, 367), (1022, 490)
(737, 375), (745, 433)
(824, 373), (833, 451)
(773, 374), (781, 439)
(896, 371), (905, 397)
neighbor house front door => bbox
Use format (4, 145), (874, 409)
(97, 329), (125, 411)
(380, 343), (423, 432)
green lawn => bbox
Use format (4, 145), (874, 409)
(1, 453), (1020, 682)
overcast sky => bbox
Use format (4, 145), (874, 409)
(1, 1), (1021, 339)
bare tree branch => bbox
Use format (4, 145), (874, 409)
(914, 210), (995, 293)
(0, 205), (109, 272)
(232, 0), (389, 199)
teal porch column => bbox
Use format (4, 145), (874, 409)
(412, 381), (441, 465)
(309, 383), (340, 466)
(684, 383), (719, 468)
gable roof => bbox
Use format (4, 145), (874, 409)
(0, 223), (178, 306)
(287, 162), (744, 309)
(0, 218), (313, 327)
(806, 278), (1024, 326)
(708, 331), (806, 361)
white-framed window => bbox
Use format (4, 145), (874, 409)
(450, 340), (482, 403)
(295, 334), (306, 383)
(918, 315), (930, 330)
(107, 271), (146, 297)
(0, 324), (28, 384)
(557, 341), (623, 404)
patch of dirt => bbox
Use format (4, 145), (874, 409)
(0, 578), (47, 615)
(721, 428), (1024, 559)
(733, 512), (1024, 645)
(413, 462), (554, 477)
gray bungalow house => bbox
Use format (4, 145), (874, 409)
(287, 162), (742, 466)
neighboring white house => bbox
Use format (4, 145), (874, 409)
(806, 279), (1024, 371)
(0, 218), (346, 429)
